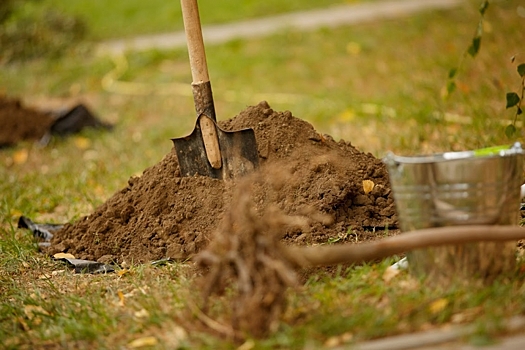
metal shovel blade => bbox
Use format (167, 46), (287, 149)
(172, 114), (259, 179)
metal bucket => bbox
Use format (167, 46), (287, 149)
(384, 143), (524, 285)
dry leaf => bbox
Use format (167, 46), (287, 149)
(117, 290), (125, 307)
(346, 42), (361, 56)
(53, 253), (76, 259)
(24, 305), (50, 326)
(451, 306), (482, 324)
(128, 336), (158, 348)
(162, 326), (188, 348)
(237, 339), (255, 350)
(324, 332), (353, 348)
(117, 269), (129, 277)
(13, 149), (29, 165)
(382, 266), (400, 283)
(362, 180), (375, 194)
(74, 136), (91, 150)
(133, 309), (149, 319)
(17, 316), (30, 331)
(429, 298), (448, 314)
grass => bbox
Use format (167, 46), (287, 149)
(26, 0), (358, 40)
(2, 0), (525, 348)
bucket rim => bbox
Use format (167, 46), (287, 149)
(384, 142), (523, 165)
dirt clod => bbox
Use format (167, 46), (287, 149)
(0, 96), (54, 147)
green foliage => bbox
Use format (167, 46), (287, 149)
(518, 63), (525, 77)
(466, 1), (488, 58)
(0, 1), (87, 63)
(506, 92), (520, 109)
(445, 1), (524, 140)
(505, 61), (525, 137)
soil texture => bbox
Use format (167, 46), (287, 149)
(50, 101), (399, 264)
(0, 96), (54, 147)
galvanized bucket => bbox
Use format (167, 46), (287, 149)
(384, 143), (524, 284)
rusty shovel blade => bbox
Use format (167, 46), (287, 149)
(172, 114), (259, 179)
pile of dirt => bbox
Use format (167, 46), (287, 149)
(50, 101), (399, 264)
(0, 96), (54, 147)
(0, 95), (111, 148)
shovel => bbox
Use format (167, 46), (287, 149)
(172, 0), (259, 179)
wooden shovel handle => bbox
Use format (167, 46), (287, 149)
(181, 0), (221, 169)
(181, 0), (209, 83)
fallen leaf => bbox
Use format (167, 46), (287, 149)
(362, 179), (375, 194)
(17, 316), (30, 331)
(128, 336), (158, 348)
(382, 266), (400, 283)
(134, 309), (149, 319)
(24, 305), (50, 325)
(337, 109), (356, 122)
(53, 253), (76, 260)
(451, 306), (483, 324)
(117, 290), (125, 307)
(324, 332), (353, 348)
(429, 298), (448, 314)
(237, 339), (255, 350)
(162, 326), (188, 348)
(73, 136), (91, 150)
(346, 42), (361, 56)
(117, 269), (129, 277)
(13, 149), (28, 165)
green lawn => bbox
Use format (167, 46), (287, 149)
(1, 0), (525, 348)
(36, 0), (357, 40)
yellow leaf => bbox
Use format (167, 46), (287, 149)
(382, 266), (400, 283)
(53, 253), (76, 260)
(337, 109), (356, 122)
(324, 332), (353, 348)
(13, 149), (28, 165)
(134, 309), (150, 319)
(128, 336), (158, 348)
(10, 208), (23, 218)
(237, 339), (255, 350)
(117, 269), (129, 277)
(24, 305), (50, 325)
(362, 180), (375, 194)
(346, 42), (361, 56)
(117, 290), (125, 307)
(429, 298), (448, 314)
(74, 136), (91, 150)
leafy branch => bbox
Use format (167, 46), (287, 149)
(445, 0), (524, 139)
(445, 1), (489, 96)
(505, 60), (525, 137)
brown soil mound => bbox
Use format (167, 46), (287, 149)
(50, 101), (398, 264)
(0, 96), (54, 147)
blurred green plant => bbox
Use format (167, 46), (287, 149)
(0, 0), (86, 63)
(505, 59), (525, 137)
(445, 0), (525, 139)
(445, 1), (489, 97)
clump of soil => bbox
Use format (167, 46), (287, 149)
(50, 101), (398, 264)
(0, 95), (111, 147)
(0, 96), (54, 147)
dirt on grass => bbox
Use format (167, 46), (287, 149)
(48, 101), (398, 264)
(0, 95), (54, 148)
(0, 95), (111, 148)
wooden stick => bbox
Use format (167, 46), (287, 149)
(285, 225), (525, 267)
